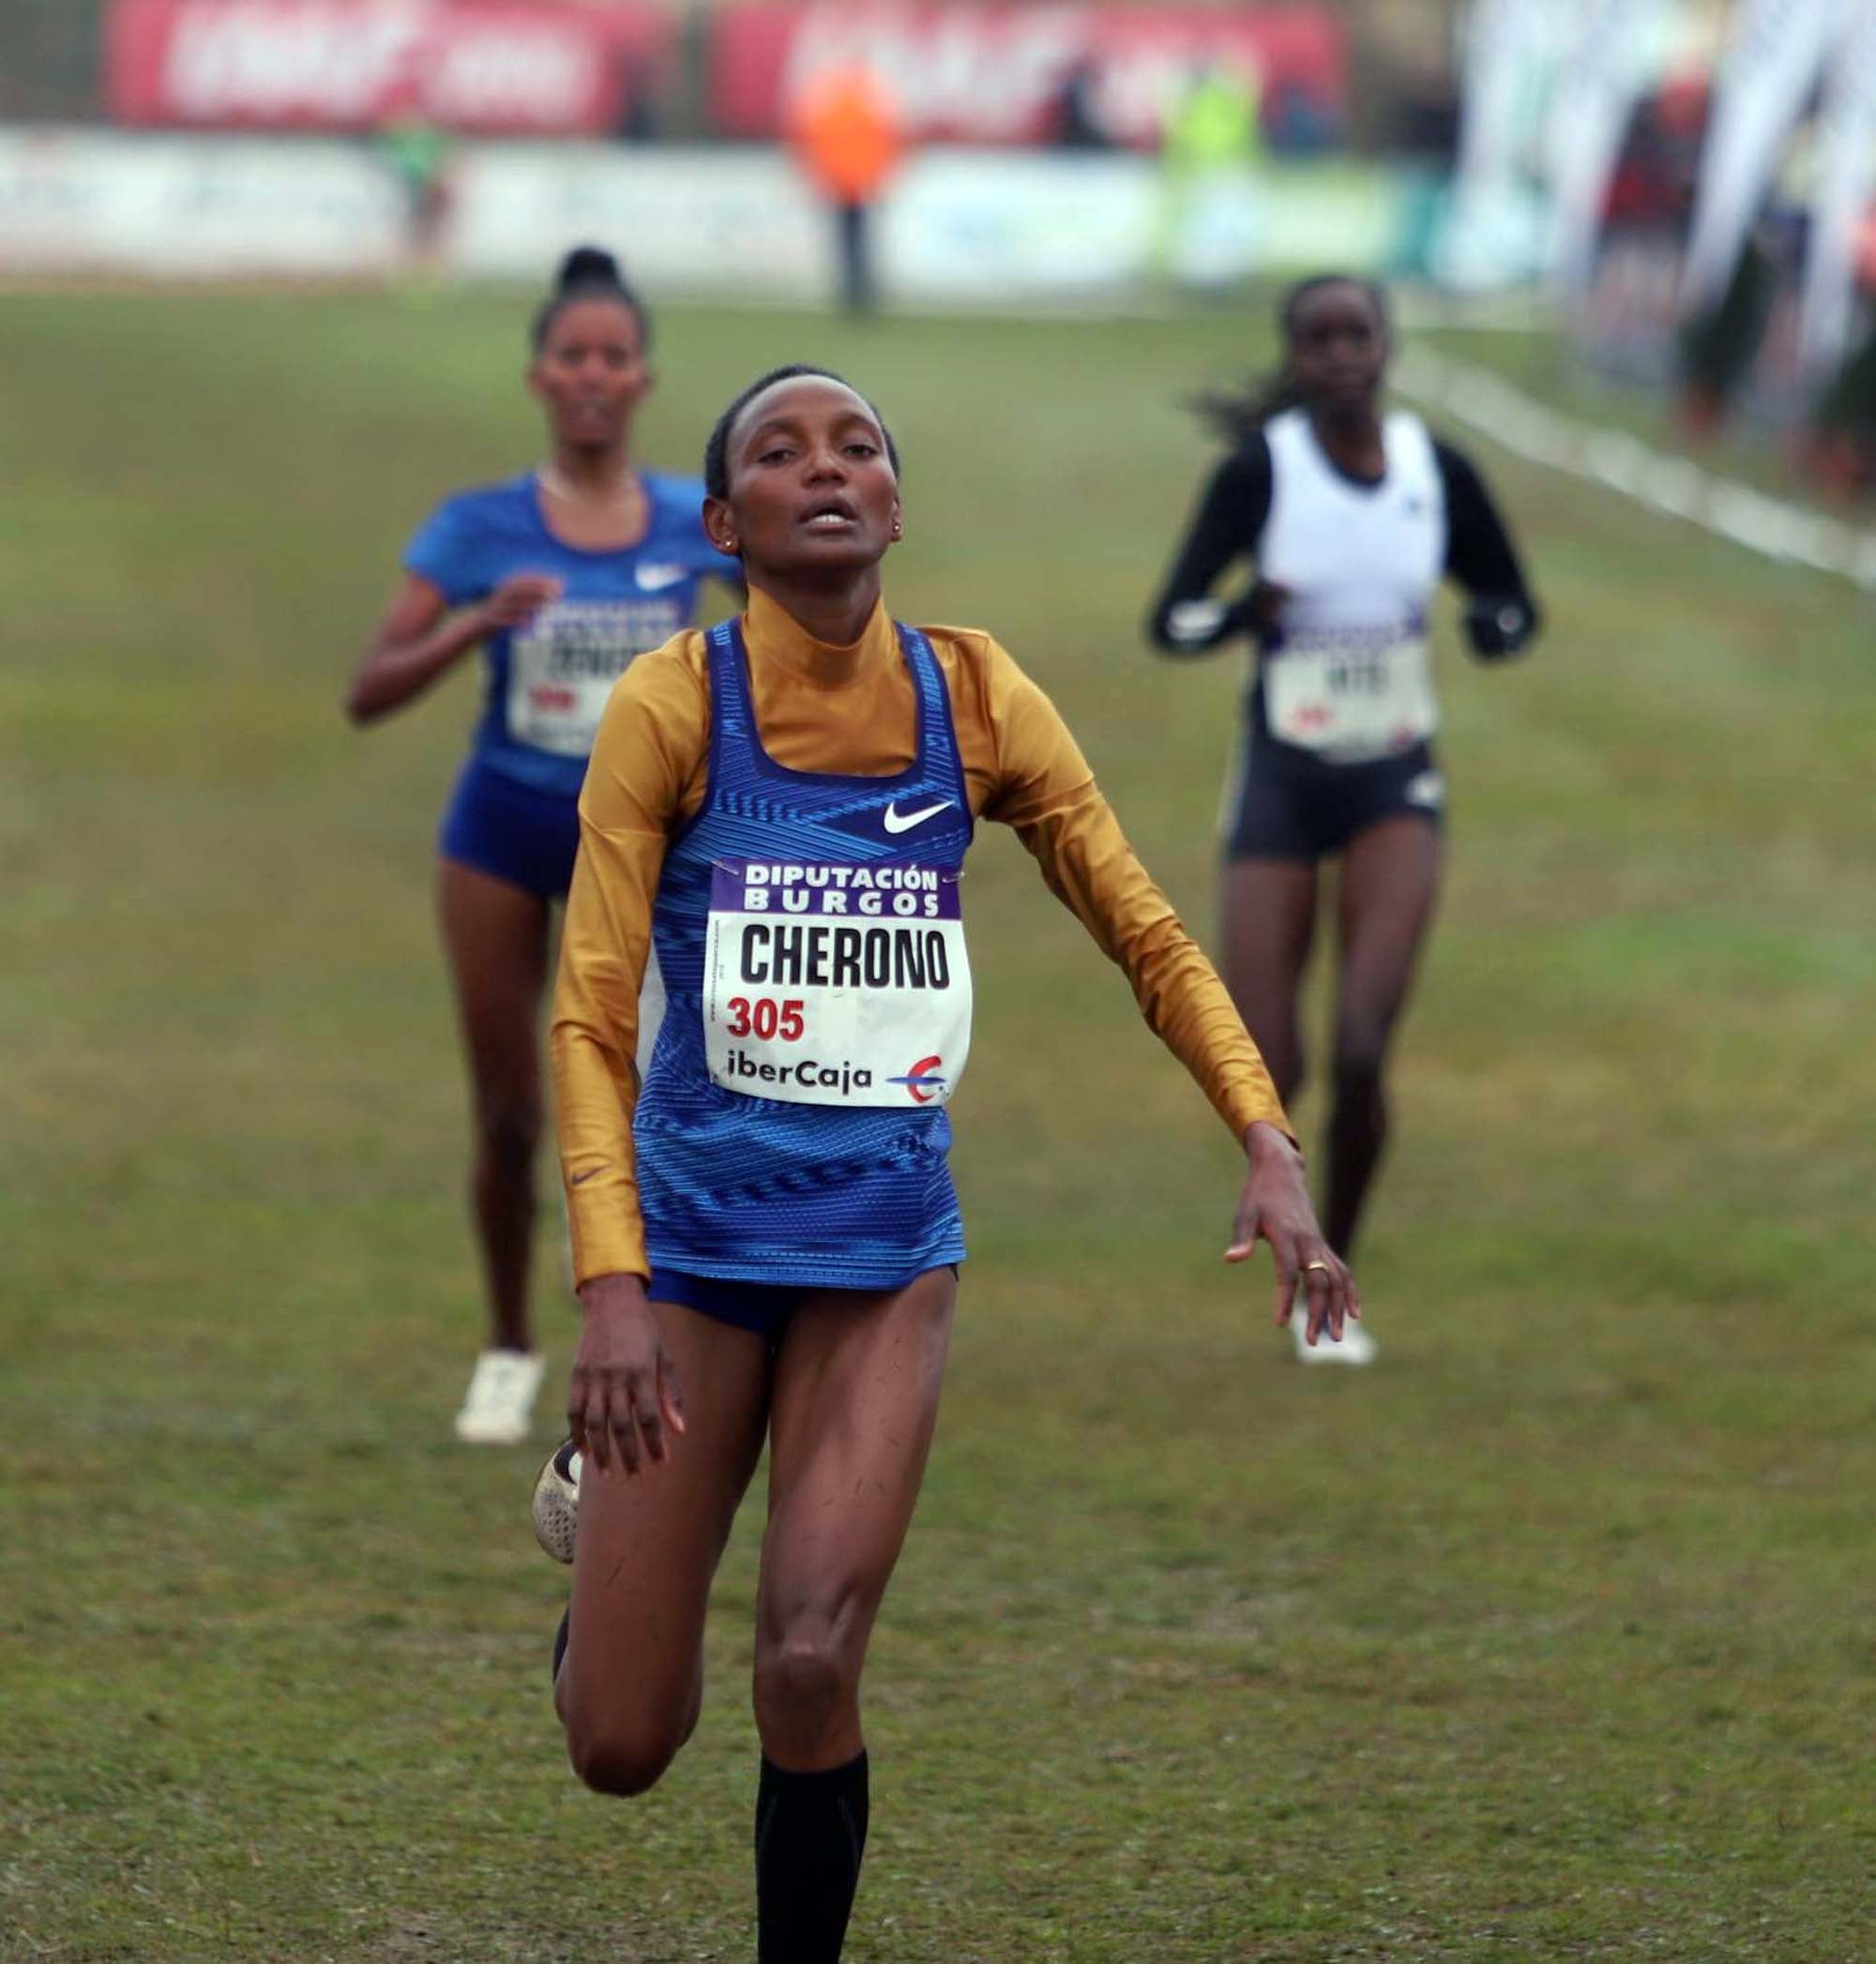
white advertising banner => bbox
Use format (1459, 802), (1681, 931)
(0, 128), (406, 275)
(1436, 0), (1562, 290)
(1679, 0), (1849, 317)
(447, 145), (1415, 300)
(1797, 5), (1876, 380)
(1542, 0), (1672, 301)
(0, 130), (1421, 297)
(880, 153), (1155, 299)
(442, 144), (826, 295)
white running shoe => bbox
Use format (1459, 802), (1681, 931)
(1293, 1312), (1377, 1367)
(453, 1349), (545, 1444)
(531, 1440), (582, 1564)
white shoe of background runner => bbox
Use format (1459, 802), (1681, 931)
(453, 1349), (544, 1444)
(1293, 1311), (1377, 1367)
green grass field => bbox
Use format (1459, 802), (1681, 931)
(3, 290), (1872, 1961)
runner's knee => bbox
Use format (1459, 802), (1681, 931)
(565, 1710), (686, 1799)
(474, 1095), (540, 1171)
(1273, 1040), (1306, 1110)
(753, 1617), (856, 1743)
(1332, 1020), (1389, 1095)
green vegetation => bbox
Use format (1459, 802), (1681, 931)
(3, 292), (1870, 1959)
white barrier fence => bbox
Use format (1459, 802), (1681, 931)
(0, 128), (408, 276)
(1396, 345), (1876, 595)
(0, 128), (1422, 299)
(444, 144), (826, 296)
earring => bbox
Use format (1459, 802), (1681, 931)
(890, 519), (902, 538)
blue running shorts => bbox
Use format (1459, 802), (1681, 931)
(648, 1265), (958, 1342)
(438, 754), (582, 899)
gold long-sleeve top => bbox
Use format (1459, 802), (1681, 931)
(551, 587), (1291, 1285)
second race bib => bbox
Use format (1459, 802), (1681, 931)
(703, 858), (973, 1109)
(507, 600), (675, 757)
(1263, 627), (1437, 763)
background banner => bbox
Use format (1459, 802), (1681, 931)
(0, 128), (1424, 293)
(1541, 0), (1672, 302)
(1677, 0), (1846, 316)
(706, 2), (1346, 148)
(1796, 4), (1876, 380)
(105, 0), (673, 136)
(1432, 0), (1561, 290)
(0, 127), (407, 273)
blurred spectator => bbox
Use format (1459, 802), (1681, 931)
(1604, 84), (1707, 234)
(787, 62), (904, 317)
(1052, 57), (1112, 151)
(375, 113), (453, 274)
(1263, 78), (1344, 156)
(1378, 82), (1462, 161)
(1677, 225), (1778, 436)
(1162, 60), (1264, 178)
(1800, 314), (1876, 500)
(1156, 61), (1264, 281)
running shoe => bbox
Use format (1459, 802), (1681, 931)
(1293, 1313), (1377, 1367)
(453, 1349), (545, 1445)
(531, 1439), (582, 1564)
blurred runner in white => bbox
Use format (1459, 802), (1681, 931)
(1148, 277), (1542, 1364)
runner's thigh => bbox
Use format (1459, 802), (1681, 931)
(436, 859), (551, 1111)
(758, 1268), (958, 1656)
(561, 1302), (771, 1755)
(1218, 857), (1319, 1095)
(1335, 814), (1442, 1044)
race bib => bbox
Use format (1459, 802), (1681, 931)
(507, 600), (678, 757)
(703, 858), (972, 1109)
(1264, 629), (1437, 763)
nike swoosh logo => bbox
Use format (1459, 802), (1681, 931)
(633, 565), (688, 592)
(882, 799), (954, 835)
(569, 1168), (604, 1186)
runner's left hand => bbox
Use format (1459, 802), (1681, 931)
(1463, 594), (1536, 659)
(1225, 1122), (1359, 1348)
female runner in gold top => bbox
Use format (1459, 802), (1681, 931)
(545, 365), (1358, 1960)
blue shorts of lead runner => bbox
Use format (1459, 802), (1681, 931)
(649, 1264), (960, 1344)
(438, 753), (582, 899)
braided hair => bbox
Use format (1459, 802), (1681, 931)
(530, 245), (650, 355)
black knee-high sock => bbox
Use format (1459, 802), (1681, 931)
(754, 1752), (870, 1963)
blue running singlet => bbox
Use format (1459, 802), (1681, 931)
(634, 618), (976, 1289)
(403, 470), (721, 801)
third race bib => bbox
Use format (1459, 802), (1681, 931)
(1263, 627), (1437, 763)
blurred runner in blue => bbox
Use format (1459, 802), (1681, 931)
(345, 247), (734, 1445)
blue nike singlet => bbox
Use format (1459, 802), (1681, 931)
(634, 618), (975, 1288)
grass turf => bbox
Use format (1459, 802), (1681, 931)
(2, 291), (1871, 1959)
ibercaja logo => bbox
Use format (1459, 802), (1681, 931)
(889, 1056), (946, 1105)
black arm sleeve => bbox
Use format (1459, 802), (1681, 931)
(1144, 437), (1272, 657)
(1435, 440), (1543, 658)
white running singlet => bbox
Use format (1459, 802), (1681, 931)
(1259, 408), (1448, 763)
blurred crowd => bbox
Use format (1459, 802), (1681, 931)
(1, 0), (1870, 496)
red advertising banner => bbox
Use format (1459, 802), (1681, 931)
(106, 0), (673, 136)
(709, 3), (1347, 149)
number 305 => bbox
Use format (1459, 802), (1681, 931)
(726, 997), (806, 1041)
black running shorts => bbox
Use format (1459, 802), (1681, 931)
(1221, 737), (1445, 863)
